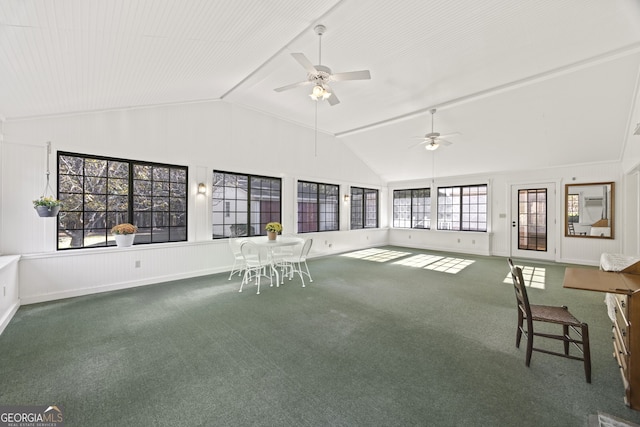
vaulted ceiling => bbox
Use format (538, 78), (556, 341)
(1, 1), (640, 182)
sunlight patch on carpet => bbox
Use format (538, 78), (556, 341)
(423, 257), (475, 274)
(503, 265), (546, 289)
(340, 248), (412, 262)
(342, 249), (476, 273)
(393, 254), (444, 268)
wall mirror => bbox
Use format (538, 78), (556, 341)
(565, 182), (614, 239)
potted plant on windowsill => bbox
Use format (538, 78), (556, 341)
(33, 196), (62, 217)
(265, 222), (282, 241)
(111, 223), (138, 247)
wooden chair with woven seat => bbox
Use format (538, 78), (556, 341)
(507, 258), (592, 383)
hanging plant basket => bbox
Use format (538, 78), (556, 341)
(35, 205), (60, 217)
(33, 141), (62, 218)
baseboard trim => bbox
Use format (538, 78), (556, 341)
(388, 240), (492, 257)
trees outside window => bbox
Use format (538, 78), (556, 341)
(57, 152), (187, 249)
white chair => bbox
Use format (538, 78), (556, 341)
(281, 238), (313, 287)
(228, 236), (247, 280)
(272, 234), (303, 270)
(239, 241), (274, 295)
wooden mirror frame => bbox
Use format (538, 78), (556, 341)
(565, 182), (615, 239)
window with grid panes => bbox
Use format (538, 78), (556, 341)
(437, 184), (487, 231)
(297, 181), (339, 233)
(212, 171), (281, 238)
(393, 188), (431, 229)
(567, 194), (579, 223)
(393, 190), (411, 228)
(57, 152), (187, 249)
(350, 187), (378, 229)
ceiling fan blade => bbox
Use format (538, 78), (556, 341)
(408, 136), (452, 150)
(331, 70), (371, 81)
(290, 52), (318, 75)
(408, 139), (429, 149)
(324, 85), (340, 106)
(437, 132), (460, 139)
(274, 80), (312, 92)
(326, 92), (340, 106)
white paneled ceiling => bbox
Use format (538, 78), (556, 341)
(1, 0), (640, 181)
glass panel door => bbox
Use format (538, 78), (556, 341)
(511, 183), (556, 261)
(518, 189), (547, 251)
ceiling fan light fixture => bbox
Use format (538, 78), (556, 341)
(309, 84), (331, 101)
(425, 142), (439, 151)
(275, 25), (369, 107)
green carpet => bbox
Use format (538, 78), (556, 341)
(2, 246), (640, 426)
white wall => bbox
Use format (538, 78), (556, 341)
(620, 81), (640, 256)
(0, 99), (637, 307)
(1, 101), (385, 253)
(0, 100), (387, 304)
(622, 72), (640, 175)
(388, 161), (625, 265)
(622, 170), (640, 256)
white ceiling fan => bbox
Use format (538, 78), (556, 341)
(274, 24), (371, 106)
(412, 109), (458, 151)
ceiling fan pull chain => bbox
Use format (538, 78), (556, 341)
(314, 101), (318, 157)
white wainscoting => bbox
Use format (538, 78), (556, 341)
(18, 229), (390, 305)
(388, 228), (492, 256)
(0, 256), (21, 335)
(19, 241), (231, 304)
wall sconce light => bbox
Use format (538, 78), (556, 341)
(343, 194), (350, 203)
(197, 183), (207, 194)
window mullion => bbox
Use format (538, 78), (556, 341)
(410, 190), (415, 228)
(316, 187), (321, 232)
(128, 162), (135, 229)
(246, 175), (252, 236)
(460, 187), (464, 231)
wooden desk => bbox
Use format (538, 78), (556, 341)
(563, 267), (640, 294)
(564, 267), (640, 410)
